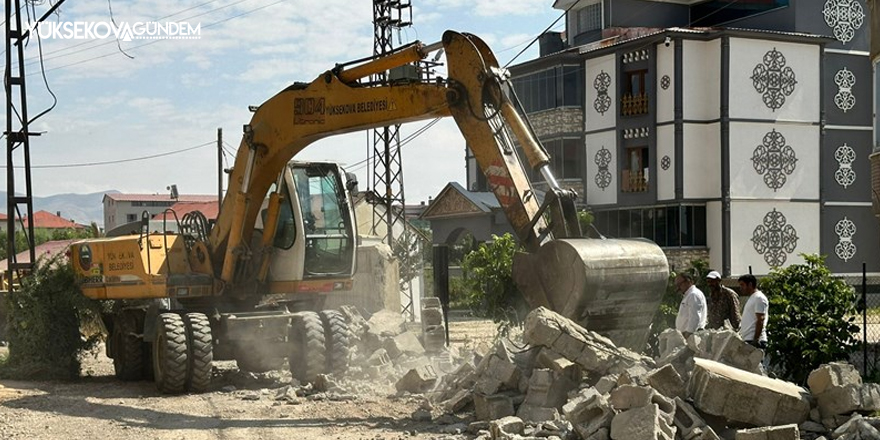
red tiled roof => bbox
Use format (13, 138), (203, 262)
(153, 201), (220, 221)
(0, 239), (76, 271)
(0, 212), (7, 220)
(23, 210), (86, 229)
(104, 193), (217, 202)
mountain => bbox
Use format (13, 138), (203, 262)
(0, 190), (114, 227)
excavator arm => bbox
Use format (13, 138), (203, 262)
(209, 31), (575, 288)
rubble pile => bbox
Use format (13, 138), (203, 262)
(415, 306), (880, 440)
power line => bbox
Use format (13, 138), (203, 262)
(26, 0), (289, 75)
(0, 140), (214, 169)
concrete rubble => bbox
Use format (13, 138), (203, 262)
(332, 305), (880, 440)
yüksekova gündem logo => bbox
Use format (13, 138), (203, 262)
(30, 21), (201, 41)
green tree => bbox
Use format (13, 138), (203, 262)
(760, 253), (859, 384)
(1, 254), (102, 379)
(459, 233), (527, 332)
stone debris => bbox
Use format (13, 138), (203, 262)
(689, 358), (811, 426)
(338, 306), (880, 440)
(808, 362), (880, 419)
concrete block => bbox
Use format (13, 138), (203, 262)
(422, 325), (446, 353)
(609, 384), (654, 410)
(707, 331), (764, 374)
(366, 309), (405, 337)
(657, 328), (686, 359)
(610, 403), (676, 440)
(734, 424), (798, 440)
(646, 364), (686, 400)
(537, 348), (581, 379)
(807, 362), (862, 396)
(656, 346), (695, 380)
(383, 331), (425, 359)
(442, 388), (473, 414)
(814, 384), (861, 419)
(674, 397), (712, 440)
(421, 307), (444, 327)
(474, 393), (515, 421)
(395, 364), (437, 394)
(524, 307), (564, 347)
(832, 414), (880, 439)
(564, 392), (615, 440)
(516, 403), (559, 423)
(367, 348), (391, 366)
(596, 375), (618, 395)
(490, 416), (524, 438)
(475, 354), (521, 395)
(688, 358), (810, 426)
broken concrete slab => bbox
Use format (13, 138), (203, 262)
(490, 416), (525, 438)
(595, 375), (618, 395)
(646, 364), (686, 400)
(441, 388), (473, 414)
(475, 354), (521, 395)
(524, 307), (646, 376)
(474, 393), (515, 421)
(610, 403), (676, 440)
(383, 331), (425, 359)
(808, 362), (862, 395)
(523, 368), (571, 409)
(516, 403), (559, 423)
(734, 424), (798, 440)
(657, 328), (686, 359)
(422, 325), (446, 353)
(395, 364), (438, 394)
(688, 358), (810, 427)
(609, 384), (655, 410)
(831, 414), (880, 439)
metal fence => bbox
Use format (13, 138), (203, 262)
(844, 264), (880, 380)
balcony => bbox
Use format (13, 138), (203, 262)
(622, 169), (649, 193)
(620, 93), (649, 116)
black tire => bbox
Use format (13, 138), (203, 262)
(288, 311), (326, 383)
(153, 313), (188, 394)
(183, 313), (213, 393)
(319, 310), (351, 375)
(113, 310), (144, 381)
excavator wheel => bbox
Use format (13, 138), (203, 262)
(319, 310), (352, 375)
(152, 313), (189, 394)
(288, 311), (326, 383)
(182, 313), (213, 393)
(112, 310), (143, 381)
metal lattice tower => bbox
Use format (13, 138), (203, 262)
(370, 0), (414, 319)
(4, 0), (37, 289)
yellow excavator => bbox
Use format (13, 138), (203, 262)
(69, 31), (669, 394)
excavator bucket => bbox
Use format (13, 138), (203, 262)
(512, 238), (669, 351)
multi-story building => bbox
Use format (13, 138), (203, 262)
(103, 193), (217, 232)
(465, 0), (878, 276)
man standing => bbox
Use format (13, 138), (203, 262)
(674, 272), (707, 338)
(738, 274), (769, 348)
(705, 270), (741, 329)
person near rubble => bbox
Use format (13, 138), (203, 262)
(674, 272), (707, 338)
(738, 273), (768, 349)
(705, 270), (741, 330)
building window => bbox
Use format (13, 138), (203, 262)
(575, 2), (602, 34)
(593, 205), (706, 247)
(622, 146), (649, 192)
(621, 70), (649, 116)
(511, 65), (583, 114)
(126, 214), (137, 223)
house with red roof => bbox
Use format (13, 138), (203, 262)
(23, 210), (86, 230)
(103, 193), (217, 231)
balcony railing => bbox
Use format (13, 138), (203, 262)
(621, 93), (649, 116)
(622, 169), (649, 193)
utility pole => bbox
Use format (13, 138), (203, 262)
(370, 0), (414, 320)
(217, 127), (223, 208)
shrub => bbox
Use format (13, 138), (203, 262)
(459, 233), (527, 333)
(761, 253), (859, 384)
(0, 254), (103, 380)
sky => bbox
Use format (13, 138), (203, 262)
(4, 0), (564, 205)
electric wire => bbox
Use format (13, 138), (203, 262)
(0, 140), (214, 169)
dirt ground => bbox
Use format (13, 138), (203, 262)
(0, 312), (499, 440)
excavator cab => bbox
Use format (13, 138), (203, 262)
(264, 161), (357, 289)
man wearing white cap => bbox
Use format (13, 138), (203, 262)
(705, 270), (741, 330)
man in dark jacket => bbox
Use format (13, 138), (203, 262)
(705, 270), (741, 330)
